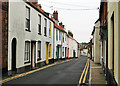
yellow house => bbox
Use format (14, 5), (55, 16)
(107, 1), (120, 85)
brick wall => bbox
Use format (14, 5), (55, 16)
(0, 1), (8, 73)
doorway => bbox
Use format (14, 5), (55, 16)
(56, 46), (59, 60)
(111, 13), (114, 74)
(31, 41), (36, 68)
(12, 38), (17, 71)
(46, 43), (49, 64)
(65, 47), (67, 60)
(73, 50), (76, 58)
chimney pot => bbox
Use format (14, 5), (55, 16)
(53, 10), (58, 20)
(38, 4), (42, 8)
(62, 25), (64, 28)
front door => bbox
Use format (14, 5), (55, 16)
(46, 43), (49, 64)
(31, 42), (36, 68)
(65, 47), (67, 60)
(73, 50), (76, 58)
(56, 46), (59, 60)
(12, 38), (17, 71)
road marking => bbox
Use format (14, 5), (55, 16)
(89, 60), (91, 85)
(0, 59), (73, 84)
(82, 59), (89, 83)
(79, 59), (89, 84)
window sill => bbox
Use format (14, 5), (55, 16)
(25, 29), (31, 32)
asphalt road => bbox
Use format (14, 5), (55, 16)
(3, 56), (88, 85)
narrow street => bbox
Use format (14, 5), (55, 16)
(2, 57), (89, 85)
(1, 0), (120, 85)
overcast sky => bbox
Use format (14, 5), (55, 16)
(38, 0), (100, 43)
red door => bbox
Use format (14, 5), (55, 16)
(65, 47), (67, 60)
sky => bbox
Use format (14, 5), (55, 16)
(38, 0), (100, 43)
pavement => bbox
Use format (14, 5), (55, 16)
(1, 57), (88, 85)
(89, 60), (107, 85)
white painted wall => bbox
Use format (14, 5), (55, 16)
(73, 40), (78, 57)
(8, 1), (54, 70)
(54, 28), (62, 59)
(108, 2), (120, 84)
(93, 20), (101, 63)
(68, 37), (73, 58)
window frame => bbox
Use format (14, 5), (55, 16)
(63, 33), (64, 42)
(25, 6), (30, 32)
(59, 31), (61, 40)
(37, 41), (41, 60)
(24, 41), (30, 63)
(49, 21), (51, 37)
(56, 29), (58, 41)
(44, 18), (47, 36)
(38, 15), (41, 35)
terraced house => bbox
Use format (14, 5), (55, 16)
(52, 11), (67, 60)
(1, 0), (79, 76)
(1, 0), (54, 75)
(107, 1), (120, 85)
(52, 11), (79, 60)
(91, 0), (120, 85)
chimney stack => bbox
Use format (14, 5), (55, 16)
(38, 4), (42, 8)
(59, 22), (62, 26)
(62, 25), (64, 28)
(59, 22), (65, 28)
(53, 11), (58, 20)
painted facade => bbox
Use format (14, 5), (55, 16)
(1, 0), (54, 74)
(73, 39), (78, 58)
(91, 20), (101, 63)
(99, 1), (108, 81)
(1, 0), (79, 75)
(107, 1), (120, 85)
(91, 1), (120, 85)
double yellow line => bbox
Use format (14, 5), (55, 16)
(0, 59), (73, 84)
(78, 59), (90, 85)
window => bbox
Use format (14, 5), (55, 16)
(59, 31), (61, 40)
(56, 30), (58, 41)
(37, 41), (41, 60)
(49, 22), (51, 37)
(63, 33), (64, 42)
(25, 6), (30, 31)
(49, 44), (51, 59)
(24, 41), (30, 63)
(44, 18), (47, 36)
(38, 15), (41, 34)
(65, 34), (66, 41)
